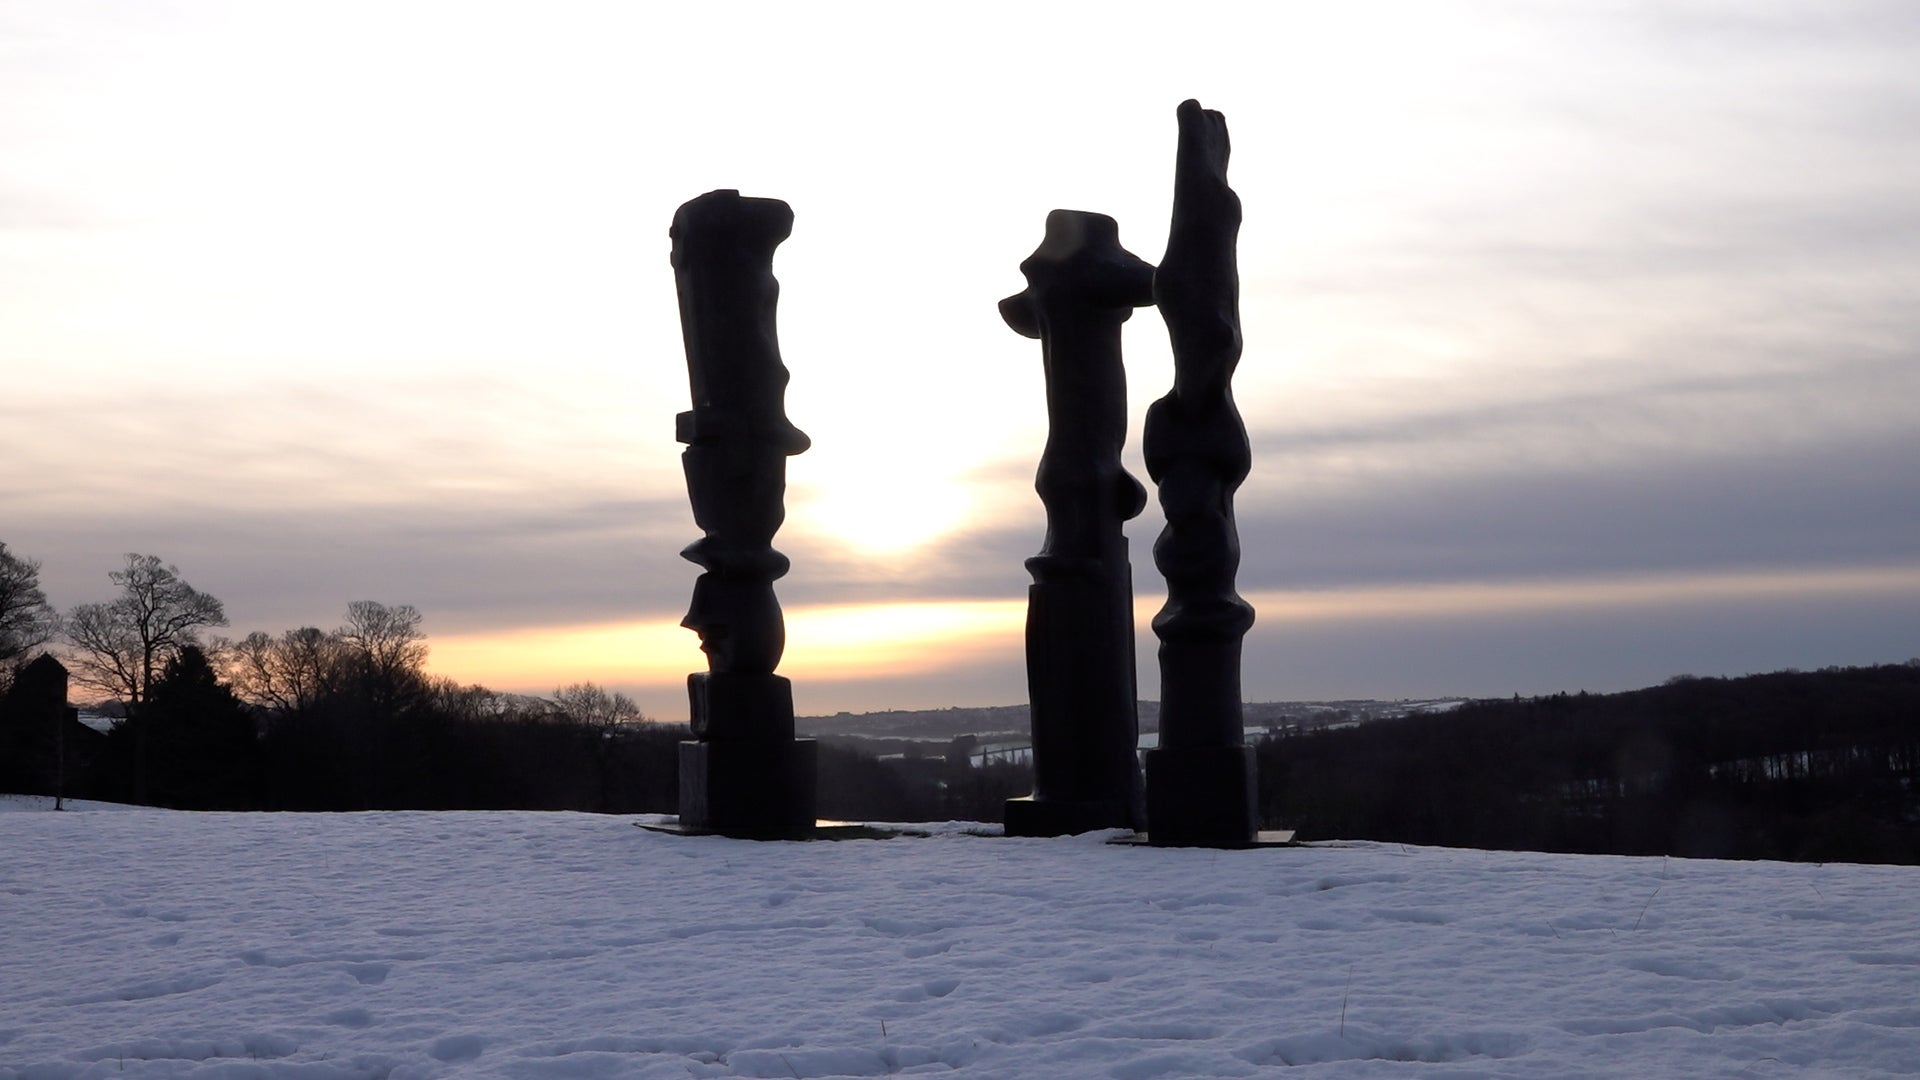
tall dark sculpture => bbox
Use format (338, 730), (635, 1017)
(670, 189), (817, 838)
(1142, 100), (1259, 847)
(1000, 210), (1153, 835)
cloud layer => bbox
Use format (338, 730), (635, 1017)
(5, 2), (1918, 713)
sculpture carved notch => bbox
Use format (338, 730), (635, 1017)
(1142, 100), (1260, 847)
(670, 189), (816, 837)
(1000, 210), (1153, 836)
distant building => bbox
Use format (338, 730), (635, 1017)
(0, 656), (106, 798)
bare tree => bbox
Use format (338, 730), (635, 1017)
(225, 626), (345, 720)
(336, 601), (428, 711)
(549, 681), (644, 730)
(62, 554), (227, 802)
(339, 601), (426, 672)
(1, 541), (58, 678)
(549, 681), (648, 810)
(63, 554), (228, 711)
(426, 675), (508, 723)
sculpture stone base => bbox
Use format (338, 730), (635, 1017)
(678, 739), (818, 839)
(1144, 744), (1258, 848)
(1004, 795), (1132, 837)
(1023, 576), (1146, 829)
(688, 671), (796, 741)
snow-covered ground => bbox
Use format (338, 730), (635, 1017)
(4, 801), (1919, 1078)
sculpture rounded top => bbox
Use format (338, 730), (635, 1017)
(1000, 210), (1155, 338)
(670, 189), (808, 456)
(669, 189), (794, 256)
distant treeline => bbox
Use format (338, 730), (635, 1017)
(0, 646), (1031, 821)
(11, 543), (1917, 859)
(1256, 663), (1920, 865)
(0, 547), (1032, 820)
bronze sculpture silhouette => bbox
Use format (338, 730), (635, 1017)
(1142, 100), (1259, 847)
(670, 189), (817, 838)
(656, 103), (1261, 843)
(1000, 210), (1153, 835)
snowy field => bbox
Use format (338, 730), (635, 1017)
(5, 799), (1920, 1078)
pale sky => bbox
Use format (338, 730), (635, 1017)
(4, 1), (1918, 719)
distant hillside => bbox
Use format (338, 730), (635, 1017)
(797, 698), (1467, 741)
(1257, 662), (1920, 865)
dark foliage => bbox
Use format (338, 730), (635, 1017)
(1256, 663), (1920, 864)
(12, 657), (1029, 820)
(247, 677), (688, 813)
(9, 571), (1041, 817)
(815, 741), (1032, 824)
(103, 645), (260, 810)
(20, 645), (1920, 857)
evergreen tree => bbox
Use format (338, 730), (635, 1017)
(136, 645), (258, 809)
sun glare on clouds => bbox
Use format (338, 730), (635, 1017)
(788, 447), (978, 556)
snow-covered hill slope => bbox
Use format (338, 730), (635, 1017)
(4, 806), (1917, 1077)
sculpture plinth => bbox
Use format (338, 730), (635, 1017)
(670, 189), (816, 839)
(1143, 100), (1259, 848)
(1001, 210), (1153, 835)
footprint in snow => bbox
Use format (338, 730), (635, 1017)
(1109, 1054), (1192, 1079)
(1008, 1011), (1086, 1037)
(430, 1034), (485, 1062)
(862, 915), (949, 937)
(325, 1007), (374, 1028)
(75, 1034), (299, 1064)
(1089, 1019), (1219, 1041)
(342, 962), (391, 985)
(67, 973), (222, 1005)
(1373, 908), (1453, 925)
(1560, 999), (1830, 1036)
(897, 976), (962, 1001)
(1061, 964), (1115, 984)
(1623, 956), (1740, 981)
(1237, 1030), (1530, 1065)
(1152, 890), (1257, 911)
(1851, 952), (1920, 967)
(1306, 872), (1413, 893)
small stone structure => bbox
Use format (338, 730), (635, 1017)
(0, 655), (85, 806)
(1000, 210), (1153, 835)
(670, 189), (817, 838)
(1142, 100), (1259, 847)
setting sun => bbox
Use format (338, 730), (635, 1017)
(789, 451), (976, 556)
